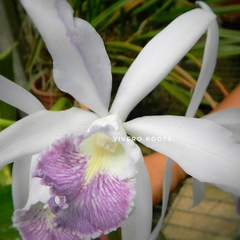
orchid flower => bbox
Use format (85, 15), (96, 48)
(0, 0), (240, 239)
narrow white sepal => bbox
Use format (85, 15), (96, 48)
(0, 75), (44, 114)
(122, 157), (152, 240)
(12, 157), (32, 209)
(110, 8), (216, 121)
(188, 178), (206, 209)
(149, 158), (173, 240)
(186, 1), (219, 206)
(186, 1), (219, 117)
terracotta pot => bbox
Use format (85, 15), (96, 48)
(31, 77), (73, 110)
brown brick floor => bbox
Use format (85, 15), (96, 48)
(161, 178), (240, 240)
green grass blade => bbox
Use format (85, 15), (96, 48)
(25, 36), (43, 72)
(112, 66), (128, 75)
(106, 41), (142, 53)
(219, 28), (240, 40)
(213, 4), (240, 14)
(90, 0), (130, 28)
(160, 81), (204, 117)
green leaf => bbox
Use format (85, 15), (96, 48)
(50, 97), (73, 111)
(0, 185), (20, 239)
(0, 165), (12, 186)
(131, 0), (159, 16)
(106, 41), (142, 53)
(160, 81), (190, 106)
(109, 55), (134, 65)
(0, 119), (15, 129)
(90, 0), (130, 28)
(160, 81), (204, 117)
(0, 45), (16, 80)
(112, 66), (128, 75)
(219, 28), (240, 40)
(191, 44), (240, 59)
(108, 228), (121, 240)
(25, 36), (43, 72)
(213, 4), (240, 14)
(130, 30), (160, 42)
(218, 44), (240, 58)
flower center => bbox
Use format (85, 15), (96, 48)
(96, 134), (118, 153)
(80, 134), (124, 184)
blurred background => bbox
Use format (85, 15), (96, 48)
(0, 0), (240, 239)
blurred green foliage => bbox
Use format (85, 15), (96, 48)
(0, 46), (17, 130)
(0, 185), (20, 239)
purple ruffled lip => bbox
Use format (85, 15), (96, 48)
(12, 202), (85, 240)
(14, 116), (140, 239)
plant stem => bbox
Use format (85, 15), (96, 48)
(0, 119), (15, 128)
(50, 97), (73, 111)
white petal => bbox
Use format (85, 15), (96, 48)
(202, 107), (240, 197)
(189, 179), (206, 209)
(23, 155), (51, 211)
(124, 116), (240, 191)
(20, 0), (111, 116)
(12, 157), (32, 209)
(0, 108), (98, 167)
(186, 2), (219, 117)
(12, 155), (50, 211)
(203, 107), (240, 141)
(110, 8), (216, 121)
(122, 157), (152, 240)
(149, 158), (173, 240)
(0, 75), (44, 114)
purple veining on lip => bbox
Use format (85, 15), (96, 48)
(34, 135), (87, 211)
(12, 202), (82, 240)
(32, 132), (135, 238)
(49, 172), (135, 238)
